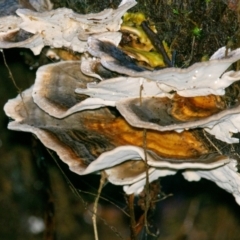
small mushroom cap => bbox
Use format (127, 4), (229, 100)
(105, 160), (151, 185)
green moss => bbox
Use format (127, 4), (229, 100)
(131, 0), (239, 67)
(192, 26), (202, 38)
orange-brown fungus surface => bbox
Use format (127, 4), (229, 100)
(84, 117), (209, 159)
(170, 94), (225, 122)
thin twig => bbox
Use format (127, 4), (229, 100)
(143, 129), (156, 237)
(79, 189), (129, 217)
(128, 194), (137, 240)
(139, 84), (144, 106)
(203, 130), (222, 155)
(141, 21), (173, 67)
(92, 171), (107, 240)
(1, 49), (29, 115)
(143, 129), (150, 231)
(47, 149), (90, 205)
(47, 149), (124, 239)
(183, 36), (195, 67)
(1, 49), (22, 93)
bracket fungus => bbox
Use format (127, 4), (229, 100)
(3, 0), (240, 206)
(0, 0), (137, 54)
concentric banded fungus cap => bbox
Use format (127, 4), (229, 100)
(115, 94), (240, 133)
(32, 61), (116, 118)
(5, 85), (240, 201)
(3, 80), (231, 195)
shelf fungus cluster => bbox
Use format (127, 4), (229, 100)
(3, 0), (240, 205)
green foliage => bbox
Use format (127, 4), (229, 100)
(192, 26), (202, 38)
